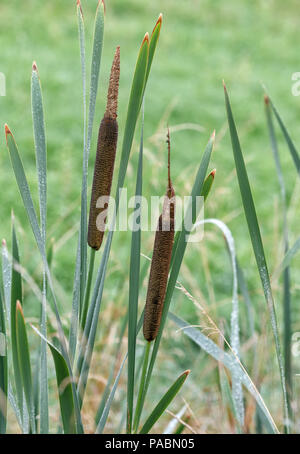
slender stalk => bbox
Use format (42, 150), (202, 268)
(80, 248), (96, 331)
(133, 341), (151, 433)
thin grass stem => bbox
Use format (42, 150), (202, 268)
(80, 248), (96, 331)
(133, 340), (151, 433)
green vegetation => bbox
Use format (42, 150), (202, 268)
(0, 0), (299, 434)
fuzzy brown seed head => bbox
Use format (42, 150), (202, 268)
(105, 46), (120, 120)
(143, 130), (176, 342)
(88, 48), (121, 251)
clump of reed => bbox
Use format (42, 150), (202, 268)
(1, 0), (299, 437)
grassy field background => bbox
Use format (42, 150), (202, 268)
(1, 0), (300, 432)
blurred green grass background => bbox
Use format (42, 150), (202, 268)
(1, 0), (300, 431)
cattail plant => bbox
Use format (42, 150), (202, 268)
(143, 130), (175, 342)
(88, 45), (120, 251)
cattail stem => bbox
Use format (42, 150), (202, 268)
(133, 341), (151, 433)
(80, 248), (96, 330)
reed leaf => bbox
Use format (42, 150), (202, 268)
(265, 96), (292, 418)
(194, 218), (244, 426)
(16, 302), (35, 433)
(139, 370), (190, 434)
(70, 0), (105, 361)
(5, 126), (83, 433)
(274, 236), (300, 278)
(96, 354), (127, 434)
(1, 240), (11, 320)
(31, 61), (48, 434)
(224, 83), (289, 431)
(0, 288), (7, 434)
(31, 326), (76, 434)
(127, 111), (144, 433)
(10, 220), (23, 422)
(268, 96), (300, 175)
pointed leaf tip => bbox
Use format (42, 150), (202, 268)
(264, 94), (270, 105)
(222, 80), (227, 91)
(211, 130), (216, 140)
(16, 300), (23, 316)
(142, 32), (150, 45)
(98, 0), (105, 14)
(210, 168), (216, 178)
(2, 239), (6, 247)
(152, 13), (163, 34)
(32, 61), (37, 71)
(4, 124), (11, 141)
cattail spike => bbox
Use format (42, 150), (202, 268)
(143, 132), (176, 342)
(88, 48), (120, 250)
(105, 46), (120, 120)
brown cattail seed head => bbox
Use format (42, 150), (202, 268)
(87, 47), (120, 251)
(143, 130), (176, 342)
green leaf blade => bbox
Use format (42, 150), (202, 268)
(16, 302), (35, 433)
(224, 84), (289, 431)
(139, 370), (190, 434)
(31, 61), (49, 434)
(127, 114), (144, 433)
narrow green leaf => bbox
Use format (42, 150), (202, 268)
(197, 218), (244, 426)
(95, 309), (128, 426)
(224, 84), (289, 431)
(115, 34), (149, 204)
(70, 0), (88, 363)
(171, 168), (216, 268)
(31, 61), (49, 434)
(32, 326), (76, 434)
(10, 220), (23, 421)
(169, 312), (279, 434)
(265, 96), (292, 418)
(274, 236), (300, 278)
(5, 126), (83, 433)
(236, 261), (255, 337)
(0, 289), (7, 434)
(31, 63), (47, 238)
(70, 0), (104, 362)
(144, 14), (162, 91)
(1, 240), (11, 320)
(96, 354), (127, 434)
(16, 302), (35, 433)
(127, 110), (144, 433)
(139, 370), (190, 434)
(268, 96), (300, 175)
(95, 311), (144, 432)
